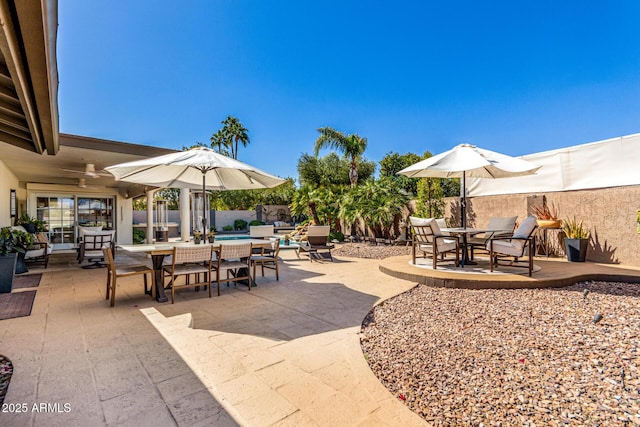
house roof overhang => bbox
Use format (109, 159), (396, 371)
(0, 0), (59, 155)
(3, 133), (179, 198)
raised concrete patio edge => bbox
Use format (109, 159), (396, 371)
(379, 255), (640, 289)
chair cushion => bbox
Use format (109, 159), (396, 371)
(487, 216), (518, 233)
(435, 218), (447, 230)
(487, 239), (524, 256)
(418, 237), (457, 253)
(250, 225), (274, 238)
(436, 237), (458, 252)
(513, 216), (537, 239)
(409, 216), (432, 226)
(25, 248), (45, 258)
(214, 260), (247, 271)
(165, 264), (210, 275)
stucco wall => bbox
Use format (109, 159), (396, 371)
(0, 159), (20, 227)
(444, 185), (640, 266)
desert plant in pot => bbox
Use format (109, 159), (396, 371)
(562, 217), (590, 262)
(533, 202), (562, 229)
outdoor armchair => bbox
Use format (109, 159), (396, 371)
(10, 226), (52, 268)
(411, 219), (459, 269)
(296, 225), (335, 262)
(468, 216), (518, 260)
(78, 231), (115, 268)
(249, 225), (274, 239)
(486, 216), (538, 276)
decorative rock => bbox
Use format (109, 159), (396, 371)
(360, 280), (640, 425)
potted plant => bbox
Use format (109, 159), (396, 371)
(11, 229), (33, 274)
(533, 202), (562, 229)
(193, 230), (202, 244)
(283, 234), (291, 246)
(207, 228), (216, 243)
(562, 217), (590, 262)
(0, 227), (28, 292)
(15, 213), (46, 234)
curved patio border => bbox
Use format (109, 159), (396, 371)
(379, 255), (640, 289)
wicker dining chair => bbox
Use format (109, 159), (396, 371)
(163, 245), (214, 304)
(213, 243), (253, 294)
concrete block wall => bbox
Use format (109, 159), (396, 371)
(444, 185), (640, 266)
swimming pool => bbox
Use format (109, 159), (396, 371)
(214, 234), (251, 241)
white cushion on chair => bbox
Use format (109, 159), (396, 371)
(487, 239), (524, 256)
(409, 216), (432, 226)
(513, 216), (537, 239)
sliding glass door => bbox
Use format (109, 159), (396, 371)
(36, 196), (75, 248)
(35, 195), (115, 249)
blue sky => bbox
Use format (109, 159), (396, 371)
(58, 1), (640, 181)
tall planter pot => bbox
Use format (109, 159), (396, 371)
(564, 238), (589, 262)
(14, 252), (28, 274)
(0, 253), (17, 293)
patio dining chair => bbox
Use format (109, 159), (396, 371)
(468, 216), (518, 260)
(411, 220), (459, 269)
(163, 245), (214, 304)
(252, 239), (281, 281)
(486, 216), (538, 276)
(103, 246), (154, 307)
(213, 242), (253, 294)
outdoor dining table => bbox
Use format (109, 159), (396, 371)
(440, 227), (511, 267)
(118, 239), (273, 303)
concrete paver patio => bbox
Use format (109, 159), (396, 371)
(0, 251), (426, 426)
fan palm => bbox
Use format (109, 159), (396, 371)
(222, 116), (250, 159)
(314, 127), (368, 187)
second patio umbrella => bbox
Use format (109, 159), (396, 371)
(397, 143), (541, 227)
(105, 146), (286, 232)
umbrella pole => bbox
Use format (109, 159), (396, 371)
(202, 173), (207, 237)
(461, 171), (467, 229)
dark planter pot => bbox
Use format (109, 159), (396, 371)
(194, 237), (201, 244)
(0, 253), (17, 293)
(14, 251), (28, 274)
(22, 224), (37, 234)
(208, 236), (215, 243)
(564, 238), (589, 262)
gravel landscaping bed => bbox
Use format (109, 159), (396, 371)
(332, 242), (411, 259)
(360, 281), (640, 426)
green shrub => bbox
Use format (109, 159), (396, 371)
(249, 220), (265, 226)
(133, 228), (146, 244)
(329, 231), (344, 242)
(234, 219), (248, 230)
(223, 225), (233, 231)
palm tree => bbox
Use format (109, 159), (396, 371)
(314, 127), (368, 187)
(221, 116), (250, 159)
(210, 129), (231, 156)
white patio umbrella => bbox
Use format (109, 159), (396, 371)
(398, 143), (541, 227)
(105, 146), (286, 232)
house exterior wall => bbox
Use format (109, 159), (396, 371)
(444, 185), (640, 266)
(0, 159), (21, 227)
